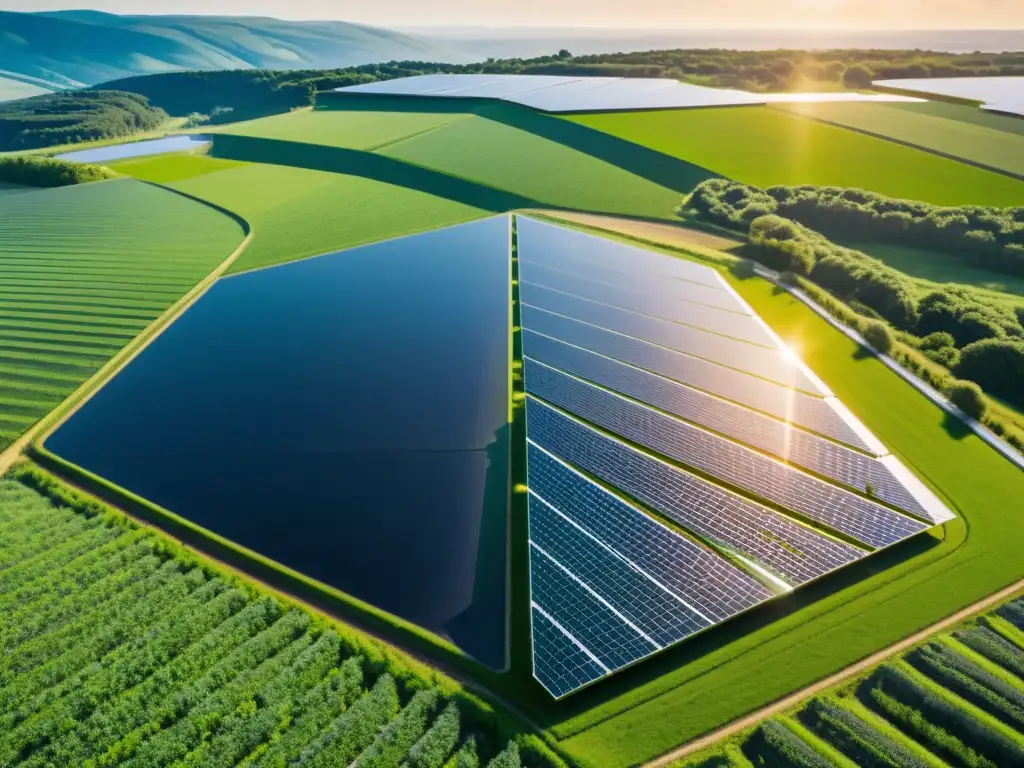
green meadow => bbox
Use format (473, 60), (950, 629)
(0, 179), (244, 451)
(774, 101), (1024, 177)
(890, 100), (1024, 137)
(568, 106), (1024, 206)
(104, 153), (246, 183)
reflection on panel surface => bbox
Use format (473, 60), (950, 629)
(520, 216), (955, 698)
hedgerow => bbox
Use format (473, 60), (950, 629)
(0, 155), (116, 186)
(799, 698), (929, 768)
(908, 642), (1024, 731)
(997, 597), (1024, 631)
(484, 741), (520, 768)
(741, 719), (832, 767)
(0, 466), (560, 768)
(955, 624), (1024, 679)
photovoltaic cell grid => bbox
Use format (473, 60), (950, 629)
(523, 330), (932, 519)
(519, 261), (775, 347)
(519, 217), (956, 698)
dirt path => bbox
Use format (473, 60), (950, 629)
(0, 223), (251, 478)
(644, 576), (1024, 767)
(523, 210), (743, 253)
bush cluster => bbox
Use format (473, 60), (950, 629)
(0, 90), (166, 151)
(687, 179), (1024, 277)
(0, 155), (115, 187)
(799, 697), (929, 768)
(742, 720), (832, 768)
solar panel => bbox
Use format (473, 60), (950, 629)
(520, 283), (824, 394)
(520, 310), (873, 451)
(518, 248), (749, 314)
(527, 360), (927, 548)
(530, 543), (657, 669)
(523, 332), (930, 518)
(531, 606), (607, 698)
(529, 492), (710, 645)
(517, 216), (728, 289)
(519, 260), (774, 347)
(527, 397), (866, 585)
(527, 443), (773, 621)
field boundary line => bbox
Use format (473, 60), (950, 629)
(0, 193), (251, 477)
(774, 107), (1024, 183)
(644, 576), (1024, 767)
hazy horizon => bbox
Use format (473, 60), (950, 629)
(5, 1), (1024, 30)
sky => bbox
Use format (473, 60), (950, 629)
(5, 0), (1024, 29)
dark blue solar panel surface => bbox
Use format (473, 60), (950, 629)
(520, 283), (824, 394)
(523, 332), (927, 517)
(518, 215), (726, 288)
(530, 544), (657, 669)
(530, 607), (606, 698)
(517, 249), (747, 313)
(528, 493), (710, 645)
(521, 310), (870, 451)
(526, 360), (928, 548)
(527, 444), (773, 621)
(518, 261), (773, 347)
(527, 398), (865, 584)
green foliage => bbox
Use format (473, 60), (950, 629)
(955, 624), (1024, 679)
(0, 179), (244, 453)
(864, 322), (895, 355)
(798, 698), (929, 768)
(0, 470), (553, 768)
(404, 701), (461, 768)
(866, 664), (1024, 767)
(0, 154), (114, 186)
(908, 642), (1024, 731)
(484, 741), (520, 768)
(447, 737), (479, 768)
(947, 380), (988, 420)
(0, 89), (166, 150)
(998, 597), (1024, 631)
(742, 719), (832, 767)
(353, 689), (439, 768)
(954, 338), (1024, 409)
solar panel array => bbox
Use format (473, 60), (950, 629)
(335, 74), (929, 114)
(518, 215), (956, 698)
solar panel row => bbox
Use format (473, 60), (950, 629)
(523, 331), (929, 518)
(527, 444), (773, 621)
(519, 261), (774, 347)
(526, 359), (929, 547)
(520, 314), (872, 451)
(517, 216), (730, 289)
(531, 606), (607, 699)
(520, 285), (823, 394)
(517, 250), (749, 314)
(527, 397), (866, 585)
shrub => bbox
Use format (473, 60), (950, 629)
(353, 688), (438, 768)
(405, 701), (460, 768)
(0, 155), (115, 187)
(799, 697), (929, 768)
(954, 339), (1024, 409)
(484, 741), (520, 768)
(947, 380), (988, 420)
(920, 331), (956, 351)
(924, 346), (960, 368)
(864, 322), (895, 355)
(742, 719), (832, 768)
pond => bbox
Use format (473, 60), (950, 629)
(46, 216), (511, 668)
(55, 134), (212, 164)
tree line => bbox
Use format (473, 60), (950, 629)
(686, 179), (1024, 411)
(0, 155), (115, 186)
(0, 90), (167, 151)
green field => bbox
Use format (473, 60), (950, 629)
(105, 153), (246, 183)
(535, 261), (1024, 767)
(216, 106), (472, 150)
(0, 179), (244, 451)
(0, 464), (544, 768)
(677, 593), (1024, 768)
(889, 101), (1024, 137)
(774, 101), (1024, 177)
(568, 107), (1024, 206)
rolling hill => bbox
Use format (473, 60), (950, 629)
(0, 10), (467, 86)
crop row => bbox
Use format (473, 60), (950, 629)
(0, 464), (560, 768)
(679, 593), (1024, 767)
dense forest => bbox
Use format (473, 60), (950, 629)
(0, 90), (166, 151)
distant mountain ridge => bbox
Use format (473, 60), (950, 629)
(0, 10), (468, 86)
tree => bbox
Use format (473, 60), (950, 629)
(947, 380), (987, 420)
(864, 321), (895, 355)
(844, 64), (873, 88)
(954, 338), (1024, 408)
